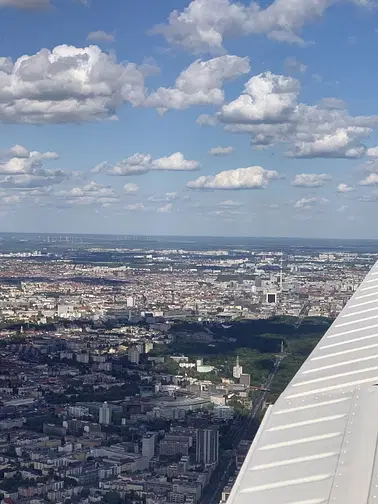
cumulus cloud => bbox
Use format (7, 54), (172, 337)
(209, 146), (234, 156)
(367, 146), (378, 157)
(87, 31), (115, 43)
(145, 55), (250, 112)
(149, 192), (178, 203)
(94, 152), (199, 176)
(95, 154), (152, 176)
(0, 174), (63, 189)
(58, 181), (119, 206)
(151, 0), (372, 54)
(187, 166), (280, 190)
(219, 72), (299, 124)
(360, 173), (378, 186)
(219, 71), (377, 158)
(125, 202), (145, 211)
(124, 183), (139, 194)
(294, 196), (328, 210)
(91, 161), (111, 174)
(288, 127), (368, 158)
(153, 152), (200, 171)
(337, 183), (355, 193)
(6, 145), (30, 158)
(0, 145), (66, 189)
(197, 114), (218, 126)
(0, 148), (59, 175)
(157, 202), (173, 213)
(0, 45), (148, 124)
(292, 173), (331, 188)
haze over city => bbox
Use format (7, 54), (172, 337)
(1, 0), (378, 237)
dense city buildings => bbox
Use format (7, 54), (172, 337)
(0, 234), (376, 504)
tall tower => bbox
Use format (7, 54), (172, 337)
(233, 356), (243, 379)
(280, 251), (283, 292)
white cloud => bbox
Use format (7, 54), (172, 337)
(219, 72), (299, 124)
(0, 145), (65, 188)
(124, 183), (139, 194)
(94, 152), (199, 176)
(102, 154), (152, 176)
(58, 181), (119, 206)
(87, 31), (115, 43)
(294, 196), (328, 210)
(337, 183), (355, 193)
(125, 203), (145, 211)
(187, 166), (280, 190)
(0, 45), (148, 124)
(361, 159), (378, 174)
(0, 0), (50, 8)
(319, 97), (347, 110)
(8, 145), (30, 158)
(208, 208), (244, 218)
(0, 148), (59, 175)
(284, 56), (307, 74)
(337, 205), (348, 213)
(219, 199), (243, 208)
(197, 114), (218, 126)
(151, 0), (372, 54)
(268, 30), (308, 46)
(209, 146), (234, 156)
(220, 71), (377, 158)
(367, 146), (378, 157)
(0, 173), (65, 189)
(288, 127), (368, 158)
(145, 55), (250, 112)
(360, 173), (378, 186)
(91, 161), (110, 174)
(153, 152), (200, 171)
(157, 203), (173, 213)
(165, 192), (178, 201)
(292, 173), (331, 188)
(148, 192), (179, 203)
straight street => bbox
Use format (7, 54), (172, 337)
(201, 355), (285, 504)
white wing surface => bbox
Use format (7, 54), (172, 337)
(227, 260), (378, 504)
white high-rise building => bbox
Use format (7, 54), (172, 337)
(126, 296), (135, 308)
(142, 432), (156, 461)
(99, 401), (111, 425)
(128, 345), (140, 364)
(233, 356), (243, 379)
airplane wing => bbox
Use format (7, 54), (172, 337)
(227, 260), (378, 504)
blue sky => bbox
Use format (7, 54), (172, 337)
(1, 0), (378, 238)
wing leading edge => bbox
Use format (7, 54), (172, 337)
(227, 260), (378, 504)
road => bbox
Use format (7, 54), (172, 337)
(295, 302), (310, 328)
(201, 355), (285, 504)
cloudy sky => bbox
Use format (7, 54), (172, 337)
(1, 0), (378, 238)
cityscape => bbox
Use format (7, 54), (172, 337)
(1, 0), (378, 503)
(0, 233), (376, 504)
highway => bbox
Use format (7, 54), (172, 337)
(201, 355), (285, 504)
